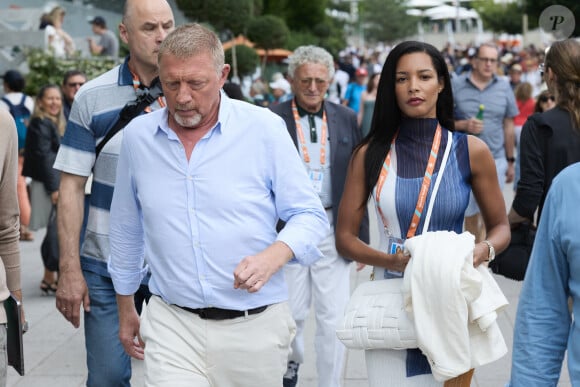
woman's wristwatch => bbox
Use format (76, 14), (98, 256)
(482, 240), (495, 262)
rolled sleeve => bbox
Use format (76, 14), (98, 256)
(277, 210), (329, 266)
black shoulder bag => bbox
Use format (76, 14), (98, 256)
(95, 77), (164, 158)
(489, 221), (536, 281)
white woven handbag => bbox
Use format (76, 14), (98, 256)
(336, 277), (417, 349)
(336, 131), (452, 350)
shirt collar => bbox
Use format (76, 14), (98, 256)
(465, 70), (498, 88)
(295, 99), (324, 118)
(118, 56), (134, 87)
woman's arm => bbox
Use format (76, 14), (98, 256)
(335, 146), (409, 272)
(510, 117), (544, 222)
(468, 136), (511, 266)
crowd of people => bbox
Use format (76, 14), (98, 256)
(1, 0), (579, 385)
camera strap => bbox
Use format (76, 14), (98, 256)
(95, 76), (164, 159)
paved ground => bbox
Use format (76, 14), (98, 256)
(6, 182), (572, 386)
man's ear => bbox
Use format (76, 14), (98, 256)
(119, 23), (129, 45)
(220, 64), (231, 85)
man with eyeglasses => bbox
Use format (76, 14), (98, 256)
(270, 45), (369, 387)
(61, 70), (87, 120)
(452, 42), (518, 243)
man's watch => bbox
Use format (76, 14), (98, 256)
(482, 240), (495, 262)
(506, 156), (516, 163)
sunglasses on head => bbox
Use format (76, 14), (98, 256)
(539, 95), (555, 103)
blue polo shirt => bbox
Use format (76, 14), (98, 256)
(452, 72), (518, 159)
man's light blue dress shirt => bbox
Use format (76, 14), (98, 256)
(509, 162), (580, 386)
(108, 94), (329, 310)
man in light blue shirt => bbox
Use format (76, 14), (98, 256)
(108, 23), (329, 385)
(509, 162), (580, 386)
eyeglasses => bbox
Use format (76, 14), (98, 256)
(476, 57), (498, 64)
(538, 63), (545, 77)
(66, 82), (85, 88)
(298, 78), (328, 87)
(539, 95), (555, 103)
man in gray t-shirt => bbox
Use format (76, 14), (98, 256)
(88, 16), (119, 59)
(452, 42), (518, 242)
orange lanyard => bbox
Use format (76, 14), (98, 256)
(375, 124), (442, 239)
(130, 71), (165, 111)
(291, 100), (327, 165)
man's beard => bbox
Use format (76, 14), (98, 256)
(174, 111), (202, 128)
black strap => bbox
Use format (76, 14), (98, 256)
(1, 96), (14, 110)
(95, 77), (163, 158)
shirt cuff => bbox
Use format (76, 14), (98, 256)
(107, 257), (149, 296)
(277, 236), (324, 266)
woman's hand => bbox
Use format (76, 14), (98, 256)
(387, 250), (411, 273)
(473, 242), (490, 267)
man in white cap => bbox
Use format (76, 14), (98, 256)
(270, 75), (292, 106)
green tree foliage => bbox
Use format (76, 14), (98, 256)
(23, 48), (117, 97)
(224, 45), (260, 79)
(262, 0), (288, 17)
(175, 0), (346, 57)
(176, 0), (255, 35)
(247, 15), (290, 51)
(284, 0), (328, 32)
(359, 0), (418, 44)
(473, 1), (523, 35)
(247, 15), (289, 71)
(285, 29), (344, 58)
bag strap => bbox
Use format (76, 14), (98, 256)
(421, 130), (452, 234)
(1, 96), (14, 110)
(94, 77), (163, 159)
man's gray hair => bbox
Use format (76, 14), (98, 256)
(158, 23), (224, 75)
(287, 45), (335, 81)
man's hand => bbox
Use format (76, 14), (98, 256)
(466, 118), (484, 135)
(233, 241), (292, 293)
(506, 162), (515, 183)
(55, 269), (90, 328)
(50, 191), (59, 205)
(117, 295), (144, 360)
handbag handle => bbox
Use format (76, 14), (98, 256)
(421, 130), (452, 234)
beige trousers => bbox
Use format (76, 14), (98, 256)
(140, 296), (296, 386)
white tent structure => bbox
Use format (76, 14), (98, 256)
(406, 0), (446, 9)
(423, 4), (479, 20)
(406, 1), (482, 42)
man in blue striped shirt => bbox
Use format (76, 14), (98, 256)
(53, 1), (175, 385)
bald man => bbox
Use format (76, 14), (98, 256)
(53, 1), (175, 385)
